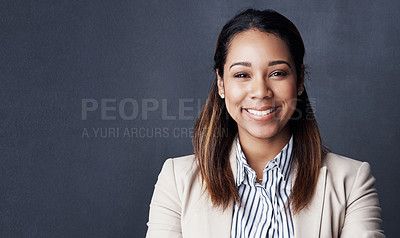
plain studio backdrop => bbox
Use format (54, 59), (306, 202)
(1, 0), (399, 237)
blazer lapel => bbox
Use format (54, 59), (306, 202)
(293, 166), (327, 238)
(200, 202), (234, 238)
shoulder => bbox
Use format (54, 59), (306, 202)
(157, 154), (200, 191)
(324, 152), (367, 170)
(160, 154), (197, 178)
(322, 152), (377, 200)
(323, 152), (373, 177)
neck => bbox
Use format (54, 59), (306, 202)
(238, 126), (291, 178)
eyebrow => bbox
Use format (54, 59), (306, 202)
(229, 60), (292, 70)
(229, 62), (251, 69)
(268, 60), (292, 69)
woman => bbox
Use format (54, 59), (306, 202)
(146, 9), (384, 238)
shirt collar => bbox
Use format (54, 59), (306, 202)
(235, 135), (294, 186)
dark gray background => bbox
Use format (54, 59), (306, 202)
(1, 0), (399, 237)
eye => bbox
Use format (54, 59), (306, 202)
(269, 71), (287, 77)
(234, 73), (250, 78)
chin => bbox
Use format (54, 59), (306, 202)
(246, 127), (281, 140)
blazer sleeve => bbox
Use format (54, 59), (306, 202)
(340, 162), (385, 238)
(146, 159), (183, 238)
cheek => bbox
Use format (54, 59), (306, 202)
(283, 84), (298, 114)
(275, 81), (297, 100)
(224, 82), (246, 114)
(272, 82), (298, 115)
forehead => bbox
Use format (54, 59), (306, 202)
(226, 29), (292, 64)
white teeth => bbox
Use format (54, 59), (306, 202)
(246, 108), (277, 116)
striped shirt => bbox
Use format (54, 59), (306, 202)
(231, 135), (294, 238)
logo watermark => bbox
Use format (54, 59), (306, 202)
(81, 127), (195, 139)
(81, 98), (203, 120)
(81, 98), (205, 139)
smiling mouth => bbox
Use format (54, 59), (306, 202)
(245, 107), (278, 116)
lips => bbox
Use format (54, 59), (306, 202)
(244, 106), (279, 115)
(245, 107), (278, 116)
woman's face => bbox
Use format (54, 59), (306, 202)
(217, 29), (303, 142)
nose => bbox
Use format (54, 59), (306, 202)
(249, 76), (273, 99)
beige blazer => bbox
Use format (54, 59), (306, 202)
(146, 142), (384, 238)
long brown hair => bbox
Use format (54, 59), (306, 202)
(193, 9), (327, 213)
